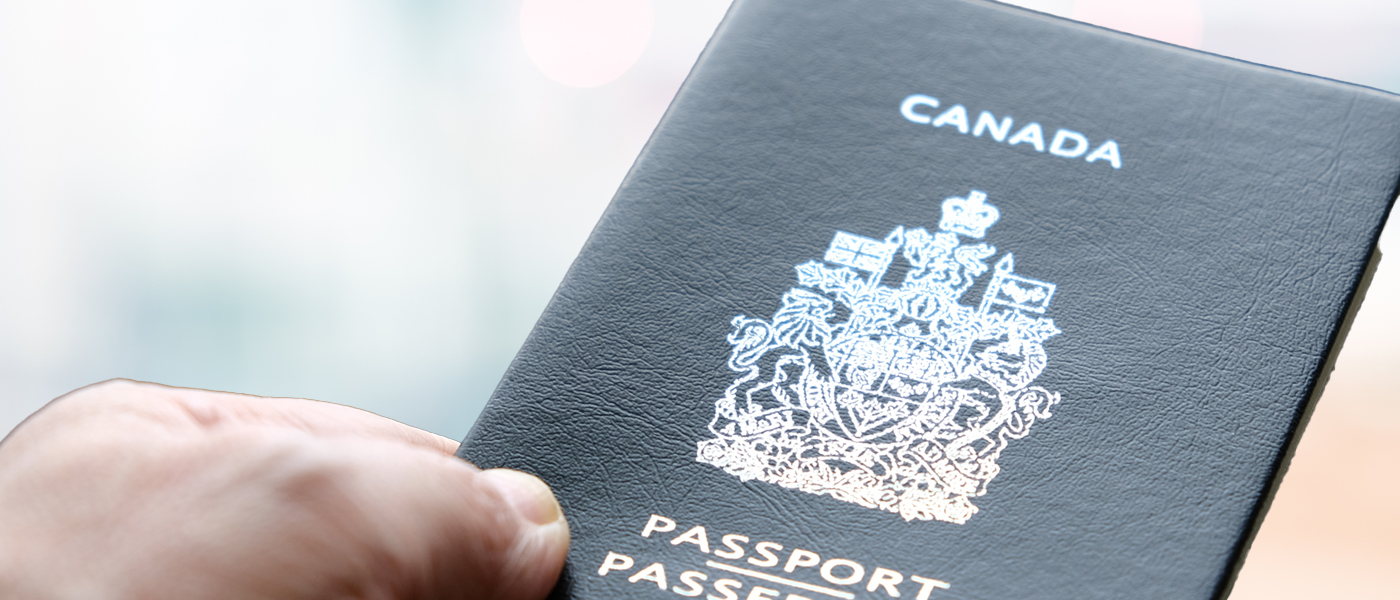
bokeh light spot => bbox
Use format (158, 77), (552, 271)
(520, 0), (653, 88)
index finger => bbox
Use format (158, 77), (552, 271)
(42, 379), (464, 458)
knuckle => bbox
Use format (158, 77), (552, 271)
(57, 378), (157, 411)
(73, 378), (146, 399)
(254, 437), (357, 508)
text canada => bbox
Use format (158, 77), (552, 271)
(900, 93), (1123, 169)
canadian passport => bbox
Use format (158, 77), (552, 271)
(458, 1), (1400, 598)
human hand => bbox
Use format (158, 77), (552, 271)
(0, 380), (568, 599)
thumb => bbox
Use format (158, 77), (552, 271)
(0, 380), (570, 600)
(464, 469), (573, 598)
(313, 436), (570, 600)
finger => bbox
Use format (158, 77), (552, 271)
(186, 434), (572, 600)
(37, 379), (461, 457)
(414, 464), (572, 599)
(170, 385), (462, 457)
(1, 383), (567, 599)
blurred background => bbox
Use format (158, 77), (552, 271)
(0, 0), (1394, 597)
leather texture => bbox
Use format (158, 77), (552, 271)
(459, 1), (1400, 598)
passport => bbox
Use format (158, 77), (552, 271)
(457, 1), (1400, 598)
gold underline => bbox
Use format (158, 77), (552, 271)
(705, 560), (856, 600)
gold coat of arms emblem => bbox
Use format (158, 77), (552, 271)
(697, 191), (1062, 524)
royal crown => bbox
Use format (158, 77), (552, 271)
(939, 190), (1000, 238)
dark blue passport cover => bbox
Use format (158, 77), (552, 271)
(458, 1), (1400, 598)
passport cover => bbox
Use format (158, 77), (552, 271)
(458, 1), (1400, 598)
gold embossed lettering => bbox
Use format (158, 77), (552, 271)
(598, 552), (634, 576)
(783, 549), (821, 573)
(909, 575), (950, 600)
(1007, 122), (1046, 152)
(715, 534), (750, 560)
(674, 571), (708, 597)
(747, 542), (783, 567)
(820, 558), (865, 586)
(867, 567), (904, 597)
(931, 104), (970, 134)
(629, 562), (668, 589)
(709, 578), (743, 600)
(642, 514), (677, 538)
(671, 525), (711, 553)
